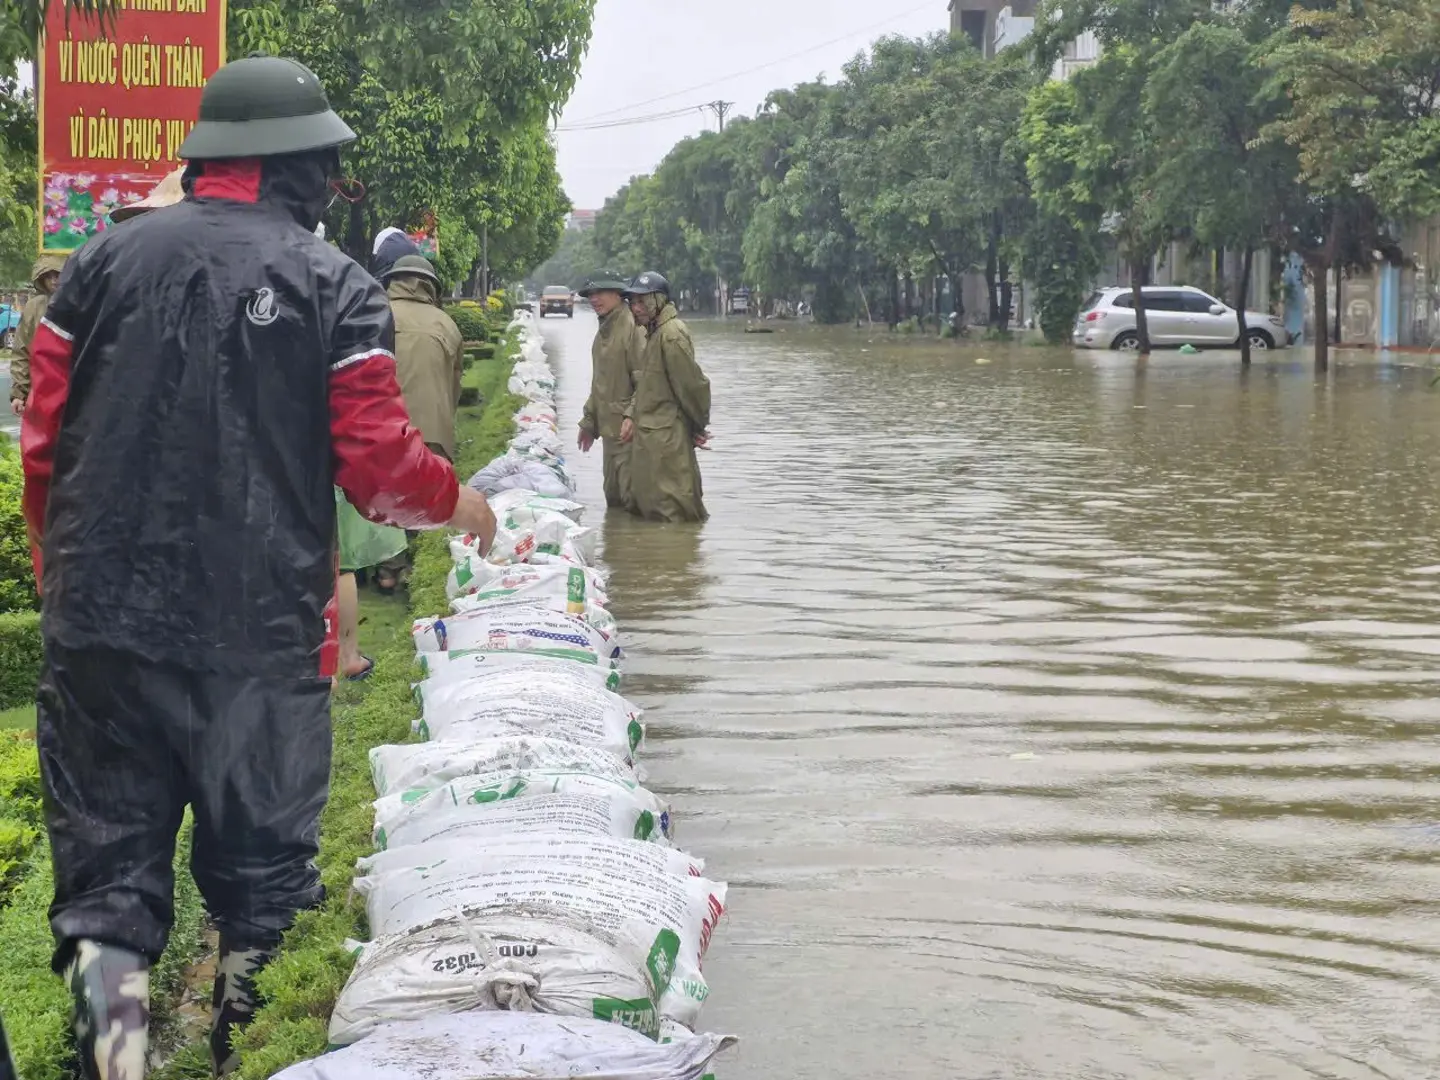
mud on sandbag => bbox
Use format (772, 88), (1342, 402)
(273, 1012), (734, 1080)
(329, 910), (676, 1046)
(353, 838), (725, 1028)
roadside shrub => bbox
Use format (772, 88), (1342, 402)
(0, 441), (37, 614)
(444, 305), (490, 344)
(0, 731), (41, 822)
(0, 612), (42, 709)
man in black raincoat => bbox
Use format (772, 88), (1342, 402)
(20, 55), (495, 1079)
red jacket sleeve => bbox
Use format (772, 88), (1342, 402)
(329, 352), (459, 528)
(327, 261), (458, 529)
(20, 318), (75, 587)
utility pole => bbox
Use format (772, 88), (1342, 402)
(703, 100), (734, 132)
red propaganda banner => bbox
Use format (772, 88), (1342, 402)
(37, 0), (227, 252)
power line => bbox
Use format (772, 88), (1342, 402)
(556, 105), (708, 132)
(564, 0), (939, 126)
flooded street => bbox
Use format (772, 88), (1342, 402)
(542, 313), (1440, 1080)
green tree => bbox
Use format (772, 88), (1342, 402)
(1145, 22), (1300, 363)
(1267, 0), (1440, 223)
(230, 0), (592, 273)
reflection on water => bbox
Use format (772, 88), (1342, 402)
(545, 316), (1440, 1080)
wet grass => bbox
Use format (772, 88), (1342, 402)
(0, 705), (33, 730)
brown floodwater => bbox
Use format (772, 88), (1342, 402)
(542, 314), (1440, 1080)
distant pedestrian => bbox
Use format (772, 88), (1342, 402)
(8, 253), (66, 417)
(622, 271), (711, 522)
(577, 270), (644, 509)
(371, 225), (420, 282)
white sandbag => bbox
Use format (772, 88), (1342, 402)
(275, 1013), (735, 1080)
(355, 842), (725, 1028)
(373, 788), (672, 851)
(361, 835), (701, 886)
(414, 684), (642, 761)
(414, 651), (620, 694)
(369, 735), (635, 798)
(484, 488), (584, 524)
(411, 605), (621, 666)
(468, 453), (572, 498)
(329, 911), (674, 1045)
(452, 589), (617, 640)
(514, 405), (559, 429)
(447, 560), (610, 622)
(419, 664), (635, 733)
(482, 509), (596, 568)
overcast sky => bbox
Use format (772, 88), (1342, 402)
(554, 0), (949, 211)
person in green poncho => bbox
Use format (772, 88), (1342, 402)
(577, 270), (644, 509)
(622, 271), (711, 523)
(334, 488), (407, 680)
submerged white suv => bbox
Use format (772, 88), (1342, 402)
(1073, 286), (1289, 351)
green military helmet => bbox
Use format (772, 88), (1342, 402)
(383, 254), (439, 284)
(623, 271), (670, 298)
(579, 270), (630, 297)
(178, 53), (356, 160)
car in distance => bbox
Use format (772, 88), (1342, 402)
(1074, 286), (1289, 351)
(540, 285), (574, 318)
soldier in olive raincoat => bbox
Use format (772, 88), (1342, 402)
(577, 271), (644, 508)
(384, 254), (464, 461)
(623, 271), (712, 522)
(9, 253), (67, 416)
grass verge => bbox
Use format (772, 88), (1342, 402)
(232, 345), (523, 1079)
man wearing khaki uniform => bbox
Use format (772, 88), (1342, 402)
(385, 254), (463, 460)
(9, 253), (67, 416)
(374, 253), (464, 591)
(577, 271), (644, 509)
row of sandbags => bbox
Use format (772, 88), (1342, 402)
(277, 310), (734, 1080)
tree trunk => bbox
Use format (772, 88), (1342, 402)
(985, 222), (1001, 328)
(998, 252), (1013, 334)
(903, 272), (914, 323)
(344, 198), (368, 264)
(1332, 261), (1343, 344)
(888, 268), (900, 329)
(1312, 256), (1330, 372)
(1131, 256), (1151, 355)
(1237, 244), (1254, 367)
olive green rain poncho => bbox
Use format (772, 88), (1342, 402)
(626, 294), (711, 522)
(579, 287), (644, 508)
(9, 253), (68, 409)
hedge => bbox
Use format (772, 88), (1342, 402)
(0, 440), (39, 615)
(0, 612), (42, 710)
(230, 343), (524, 1079)
(443, 304), (490, 344)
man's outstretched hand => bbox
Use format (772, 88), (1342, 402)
(449, 486), (497, 554)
